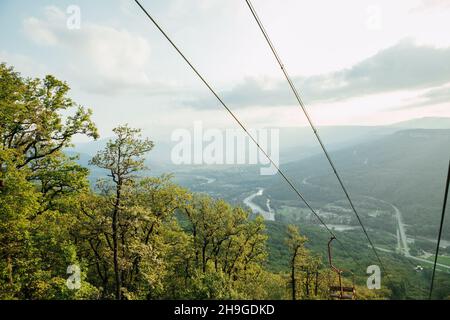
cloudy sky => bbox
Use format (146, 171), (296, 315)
(1, 0), (450, 142)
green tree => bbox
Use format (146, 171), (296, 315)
(89, 125), (153, 299)
(0, 149), (38, 298)
(0, 63), (98, 299)
(74, 174), (190, 299)
(0, 63), (97, 170)
(174, 195), (269, 299)
(286, 225), (307, 300)
(285, 225), (331, 300)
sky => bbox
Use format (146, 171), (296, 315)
(1, 0), (450, 142)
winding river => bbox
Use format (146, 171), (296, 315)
(243, 188), (275, 221)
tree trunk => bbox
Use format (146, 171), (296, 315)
(291, 247), (298, 300)
(314, 271), (319, 296)
(305, 271), (310, 298)
(7, 254), (13, 285)
(202, 241), (207, 273)
(112, 183), (122, 300)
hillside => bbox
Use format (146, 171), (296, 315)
(266, 129), (450, 239)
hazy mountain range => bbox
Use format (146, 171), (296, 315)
(67, 116), (450, 245)
(70, 116), (450, 169)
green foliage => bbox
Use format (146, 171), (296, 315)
(86, 124), (155, 299)
(0, 63), (98, 299)
(163, 196), (270, 299)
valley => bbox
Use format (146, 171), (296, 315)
(70, 117), (450, 298)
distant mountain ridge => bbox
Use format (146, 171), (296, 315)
(67, 117), (450, 187)
(389, 117), (450, 129)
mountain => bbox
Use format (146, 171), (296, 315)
(69, 125), (396, 168)
(277, 125), (396, 163)
(67, 117), (450, 201)
(265, 128), (450, 238)
(68, 117), (450, 169)
(389, 117), (450, 129)
(68, 138), (177, 177)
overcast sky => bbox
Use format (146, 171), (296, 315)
(1, 0), (450, 142)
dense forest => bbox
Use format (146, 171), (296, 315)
(1, 63), (447, 300)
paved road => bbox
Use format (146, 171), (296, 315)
(392, 203), (410, 256)
(375, 246), (450, 271)
(363, 196), (410, 256)
(300, 177), (449, 271)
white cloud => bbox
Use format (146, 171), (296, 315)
(186, 40), (450, 110)
(0, 50), (47, 77)
(412, 0), (450, 11)
(23, 6), (154, 94)
(10, 0), (450, 135)
(23, 17), (59, 46)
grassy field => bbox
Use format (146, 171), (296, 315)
(426, 255), (450, 266)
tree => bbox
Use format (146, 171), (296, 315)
(74, 174), (190, 299)
(89, 125), (153, 299)
(0, 63), (98, 299)
(0, 63), (98, 171)
(285, 225), (333, 300)
(0, 148), (38, 298)
(176, 195), (269, 299)
(285, 225), (307, 300)
(299, 254), (322, 298)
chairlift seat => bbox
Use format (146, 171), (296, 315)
(327, 237), (356, 300)
(329, 286), (354, 292)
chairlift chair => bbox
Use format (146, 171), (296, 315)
(327, 236), (356, 300)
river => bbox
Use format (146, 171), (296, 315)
(243, 188), (275, 221)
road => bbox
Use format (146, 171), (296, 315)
(358, 195), (450, 271)
(362, 196), (410, 256)
(392, 203), (410, 256)
(298, 180), (448, 269)
(375, 246), (450, 271)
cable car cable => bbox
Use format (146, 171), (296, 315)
(133, 0), (364, 272)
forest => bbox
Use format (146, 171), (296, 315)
(1, 63), (448, 300)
